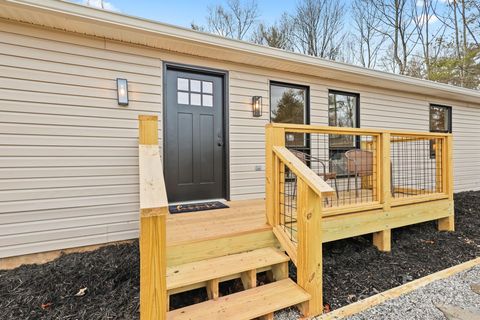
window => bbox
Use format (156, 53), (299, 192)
(430, 104), (452, 158)
(430, 105), (452, 133)
(177, 77), (214, 107)
(328, 90), (360, 174)
(270, 82), (309, 147)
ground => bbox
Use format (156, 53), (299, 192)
(1, 191), (479, 320)
(345, 265), (480, 320)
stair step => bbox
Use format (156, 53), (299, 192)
(167, 247), (289, 291)
(167, 278), (310, 320)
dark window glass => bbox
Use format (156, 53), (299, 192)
(430, 105), (452, 158)
(430, 105), (452, 133)
(270, 83), (308, 147)
(328, 91), (360, 176)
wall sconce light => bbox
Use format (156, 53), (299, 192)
(117, 78), (129, 106)
(252, 96), (262, 117)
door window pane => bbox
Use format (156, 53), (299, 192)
(177, 91), (189, 105)
(177, 78), (189, 91)
(190, 93), (201, 106)
(203, 94), (213, 107)
(270, 83), (308, 147)
(202, 81), (213, 94)
(190, 80), (201, 92)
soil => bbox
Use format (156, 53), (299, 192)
(1, 191), (479, 319)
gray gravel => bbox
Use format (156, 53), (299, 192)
(274, 265), (480, 320)
(346, 264), (480, 320)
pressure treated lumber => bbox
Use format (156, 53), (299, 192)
(139, 115), (168, 320)
(296, 180), (324, 317)
(166, 279), (310, 320)
(372, 229), (391, 252)
(166, 247), (289, 291)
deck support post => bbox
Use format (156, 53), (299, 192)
(373, 229), (391, 252)
(296, 180), (323, 317)
(438, 216), (455, 232)
(438, 135), (455, 232)
(139, 115), (168, 320)
(374, 132), (393, 253)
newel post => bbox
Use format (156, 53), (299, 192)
(139, 115), (167, 320)
(373, 132), (392, 252)
(296, 180), (323, 317)
(265, 124), (285, 226)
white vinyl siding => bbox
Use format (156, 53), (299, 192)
(0, 20), (479, 259)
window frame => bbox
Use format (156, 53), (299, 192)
(269, 81), (310, 126)
(429, 104), (452, 159)
(327, 90), (361, 177)
(429, 104), (452, 133)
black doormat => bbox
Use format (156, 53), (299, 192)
(169, 201), (229, 214)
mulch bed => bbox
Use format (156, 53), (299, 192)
(1, 191), (479, 319)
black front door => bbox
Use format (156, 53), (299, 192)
(165, 67), (225, 203)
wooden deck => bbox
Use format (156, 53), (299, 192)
(167, 199), (268, 246)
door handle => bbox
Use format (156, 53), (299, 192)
(217, 141), (223, 147)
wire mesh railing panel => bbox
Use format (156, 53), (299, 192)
(391, 135), (444, 199)
(279, 162), (297, 244)
(285, 131), (378, 209)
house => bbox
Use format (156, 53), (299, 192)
(0, 0), (478, 318)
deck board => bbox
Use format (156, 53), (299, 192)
(167, 199), (268, 246)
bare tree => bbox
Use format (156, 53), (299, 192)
(351, 0), (386, 68)
(251, 14), (293, 50)
(412, 0), (447, 79)
(206, 0), (259, 40)
(371, 0), (417, 74)
(291, 0), (345, 59)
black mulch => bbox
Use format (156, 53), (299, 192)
(1, 191), (479, 319)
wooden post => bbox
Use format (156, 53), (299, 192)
(438, 135), (455, 232)
(139, 115), (168, 320)
(375, 132), (392, 252)
(373, 229), (391, 252)
(265, 124), (285, 226)
(296, 180), (323, 317)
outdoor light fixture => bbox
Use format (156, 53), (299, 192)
(252, 96), (262, 117)
(117, 78), (129, 106)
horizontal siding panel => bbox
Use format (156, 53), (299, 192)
(0, 221), (138, 248)
(0, 30), (160, 67)
(0, 88), (159, 111)
(0, 134), (138, 147)
(0, 123), (139, 138)
(0, 184), (138, 202)
(0, 203), (139, 224)
(0, 156), (137, 168)
(0, 166), (138, 179)
(0, 175), (137, 190)
(0, 55), (161, 84)
(0, 194), (138, 214)
(0, 211), (136, 237)
(0, 42), (160, 75)
(0, 146), (136, 157)
(0, 65), (162, 95)
(0, 77), (160, 103)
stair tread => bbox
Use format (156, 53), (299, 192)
(167, 278), (310, 320)
(167, 247), (289, 290)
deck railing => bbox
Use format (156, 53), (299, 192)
(265, 123), (453, 317)
(138, 115), (168, 320)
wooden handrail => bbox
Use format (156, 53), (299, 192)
(268, 122), (452, 137)
(138, 115), (168, 320)
(273, 146), (334, 197)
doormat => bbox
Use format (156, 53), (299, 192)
(169, 201), (229, 214)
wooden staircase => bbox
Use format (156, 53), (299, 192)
(166, 247), (310, 320)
